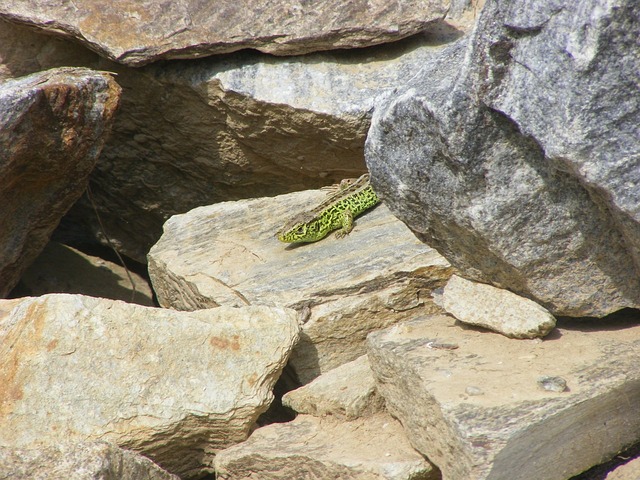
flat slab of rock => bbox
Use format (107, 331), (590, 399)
(0, 294), (299, 478)
(0, 67), (120, 297)
(365, 0), (640, 317)
(367, 313), (640, 480)
(214, 414), (437, 480)
(0, 0), (449, 66)
(0, 441), (178, 480)
(11, 242), (154, 306)
(148, 189), (453, 383)
(442, 275), (556, 338)
(282, 355), (383, 419)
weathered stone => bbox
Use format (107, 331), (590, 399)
(365, 0), (640, 317)
(605, 454), (640, 480)
(0, 20), (101, 82)
(0, 0), (449, 66)
(0, 20), (466, 262)
(148, 188), (453, 383)
(0, 67), (120, 297)
(11, 241), (154, 306)
(214, 414), (437, 480)
(62, 28), (464, 262)
(367, 313), (640, 480)
(442, 274), (556, 339)
(0, 441), (179, 480)
(0, 294), (299, 478)
(282, 355), (383, 419)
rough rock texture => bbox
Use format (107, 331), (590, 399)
(214, 414), (437, 480)
(0, 67), (120, 297)
(0, 0), (449, 66)
(11, 241), (154, 306)
(442, 274), (556, 338)
(148, 188), (453, 383)
(367, 313), (640, 480)
(63, 29), (463, 262)
(365, 0), (640, 317)
(282, 355), (384, 419)
(0, 441), (179, 480)
(0, 294), (299, 478)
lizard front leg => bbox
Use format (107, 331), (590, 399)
(335, 208), (354, 239)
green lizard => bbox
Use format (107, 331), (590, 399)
(277, 173), (380, 243)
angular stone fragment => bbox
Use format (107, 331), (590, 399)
(367, 313), (640, 480)
(0, 67), (120, 297)
(0, 441), (179, 480)
(214, 414), (437, 480)
(11, 241), (154, 306)
(442, 274), (556, 338)
(282, 355), (384, 419)
(365, 0), (640, 317)
(0, 0), (449, 66)
(148, 189), (453, 383)
(0, 294), (299, 478)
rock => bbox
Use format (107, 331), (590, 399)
(0, 294), (299, 478)
(214, 414), (437, 480)
(0, 20), (466, 262)
(605, 454), (640, 480)
(148, 188), (453, 383)
(367, 313), (640, 480)
(0, 441), (179, 480)
(0, 0), (449, 66)
(442, 275), (556, 338)
(365, 0), (640, 317)
(61, 28), (464, 262)
(0, 67), (121, 297)
(282, 355), (384, 419)
(10, 242), (154, 306)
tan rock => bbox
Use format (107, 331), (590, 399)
(214, 414), (437, 480)
(148, 189), (453, 383)
(0, 0), (449, 66)
(12, 242), (154, 306)
(0, 441), (179, 480)
(0, 67), (120, 297)
(605, 454), (640, 480)
(282, 355), (383, 419)
(367, 313), (640, 480)
(0, 294), (299, 478)
(442, 274), (557, 338)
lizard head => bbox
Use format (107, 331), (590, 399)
(277, 222), (311, 243)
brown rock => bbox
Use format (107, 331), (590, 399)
(214, 414), (437, 480)
(0, 67), (121, 297)
(0, 294), (300, 478)
(0, 0), (449, 66)
(0, 441), (179, 480)
(367, 313), (640, 480)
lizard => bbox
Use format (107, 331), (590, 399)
(277, 173), (380, 244)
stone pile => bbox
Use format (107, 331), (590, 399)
(0, 0), (639, 478)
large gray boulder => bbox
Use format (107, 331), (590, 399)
(0, 0), (448, 66)
(365, 0), (640, 317)
(0, 67), (120, 297)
